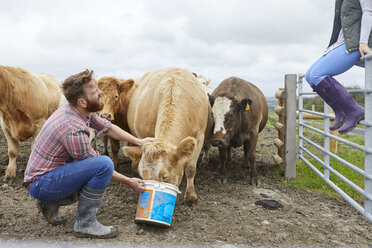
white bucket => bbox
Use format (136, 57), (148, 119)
(135, 180), (181, 227)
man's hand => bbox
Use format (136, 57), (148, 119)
(359, 42), (371, 59)
(136, 137), (155, 146)
(128, 177), (146, 192)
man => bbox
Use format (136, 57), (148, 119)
(23, 69), (154, 238)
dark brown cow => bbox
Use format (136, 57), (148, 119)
(208, 77), (268, 184)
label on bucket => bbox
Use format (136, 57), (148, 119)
(136, 189), (177, 225)
(151, 191), (176, 224)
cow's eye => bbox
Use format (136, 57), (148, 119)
(115, 94), (119, 99)
(226, 114), (233, 120)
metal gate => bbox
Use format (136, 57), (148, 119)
(295, 54), (372, 223)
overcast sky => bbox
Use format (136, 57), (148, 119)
(0, 0), (367, 97)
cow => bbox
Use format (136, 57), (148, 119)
(192, 73), (215, 167)
(208, 77), (268, 185)
(0, 66), (63, 180)
(122, 68), (209, 204)
(193, 73), (215, 95)
(96, 76), (137, 169)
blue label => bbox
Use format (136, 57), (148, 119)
(138, 191), (151, 209)
(150, 191), (176, 224)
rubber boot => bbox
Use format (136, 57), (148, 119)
(36, 191), (80, 226)
(311, 76), (345, 131)
(74, 186), (118, 239)
(314, 76), (364, 134)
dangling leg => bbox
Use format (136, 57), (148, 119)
(305, 44), (364, 133)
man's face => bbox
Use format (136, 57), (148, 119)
(83, 79), (104, 113)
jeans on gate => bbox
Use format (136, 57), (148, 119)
(305, 43), (363, 86)
(28, 156), (114, 202)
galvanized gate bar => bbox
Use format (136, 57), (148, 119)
(299, 145), (371, 200)
(300, 123), (367, 152)
(299, 135), (366, 178)
(364, 54), (372, 217)
(299, 154), (372, 222)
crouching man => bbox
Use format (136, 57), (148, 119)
(23, 69), (154, 239)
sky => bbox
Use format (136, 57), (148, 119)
(0, 0), (367, 97)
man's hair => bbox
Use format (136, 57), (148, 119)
(62, 69), (94, 106)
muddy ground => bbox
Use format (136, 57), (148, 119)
(0, 126), (371, 247)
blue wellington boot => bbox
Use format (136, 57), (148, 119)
(314, 76), (364, 134)
(311, 76), (345, 131)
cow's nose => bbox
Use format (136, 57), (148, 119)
(99, 112), (113, 121)
(211, 139), (223, 147)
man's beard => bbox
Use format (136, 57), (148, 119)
(85, 97), (104, 113)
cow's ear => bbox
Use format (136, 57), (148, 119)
(176, 137), (196, 161)
(119, 79), (135, 93)
(239, 99), (252, 111)
(122, 146), (142, 162)
(208, 93), (215, 106)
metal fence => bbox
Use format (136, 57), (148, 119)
(295, 54), (372, 223)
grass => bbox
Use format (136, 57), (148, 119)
(268, 112), (366, 203)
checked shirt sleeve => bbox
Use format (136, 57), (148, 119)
(62, 129), (99, 161)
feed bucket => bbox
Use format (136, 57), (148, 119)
(135, 180), (181, 227)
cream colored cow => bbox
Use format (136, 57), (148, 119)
(123, 68), (209, 204)
(0, 66), (63, 180)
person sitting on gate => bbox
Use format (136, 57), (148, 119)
(23, 69), (154, 239)
(305, 0), (372, 134)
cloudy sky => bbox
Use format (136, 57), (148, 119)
(0, 0), (367, 97)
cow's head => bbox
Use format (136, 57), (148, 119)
(209, 94), (252, 147)
(122, 137), (196, 186)
(97, 77), (135, 121)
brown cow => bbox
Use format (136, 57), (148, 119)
(0, 66), (63, 180)
(122, 68), (209, 204)
(208, 77), (268, 185)
(96, 76), (137, 168)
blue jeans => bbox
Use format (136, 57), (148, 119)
(28, 156), (114, 202)
(305, 43), (362, 86)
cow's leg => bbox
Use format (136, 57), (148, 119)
(184, 141), (203, 204)
(103, 134), (109, 156)
(199, 139), (211, 168)
(244, 134), (259, 185)
(226, 145), (232, 167)
(110, 138), (120, 170)
(218, 146), (228, 184)
(3, 127), (19, 181)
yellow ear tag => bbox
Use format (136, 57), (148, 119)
(129, 155), (137, 162)
(245, 103), (251, 111)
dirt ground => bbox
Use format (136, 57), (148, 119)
(0, 126), (371, 247)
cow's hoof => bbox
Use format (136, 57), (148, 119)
(218, 177), (228, 184)
(248, 178), (259, 186)
(184, 195), (198, 206)
(4, 171), (16, 182)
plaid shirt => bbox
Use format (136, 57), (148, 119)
(24, 104), (112, 183)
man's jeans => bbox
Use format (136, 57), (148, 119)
(28, 156), (114, 202)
